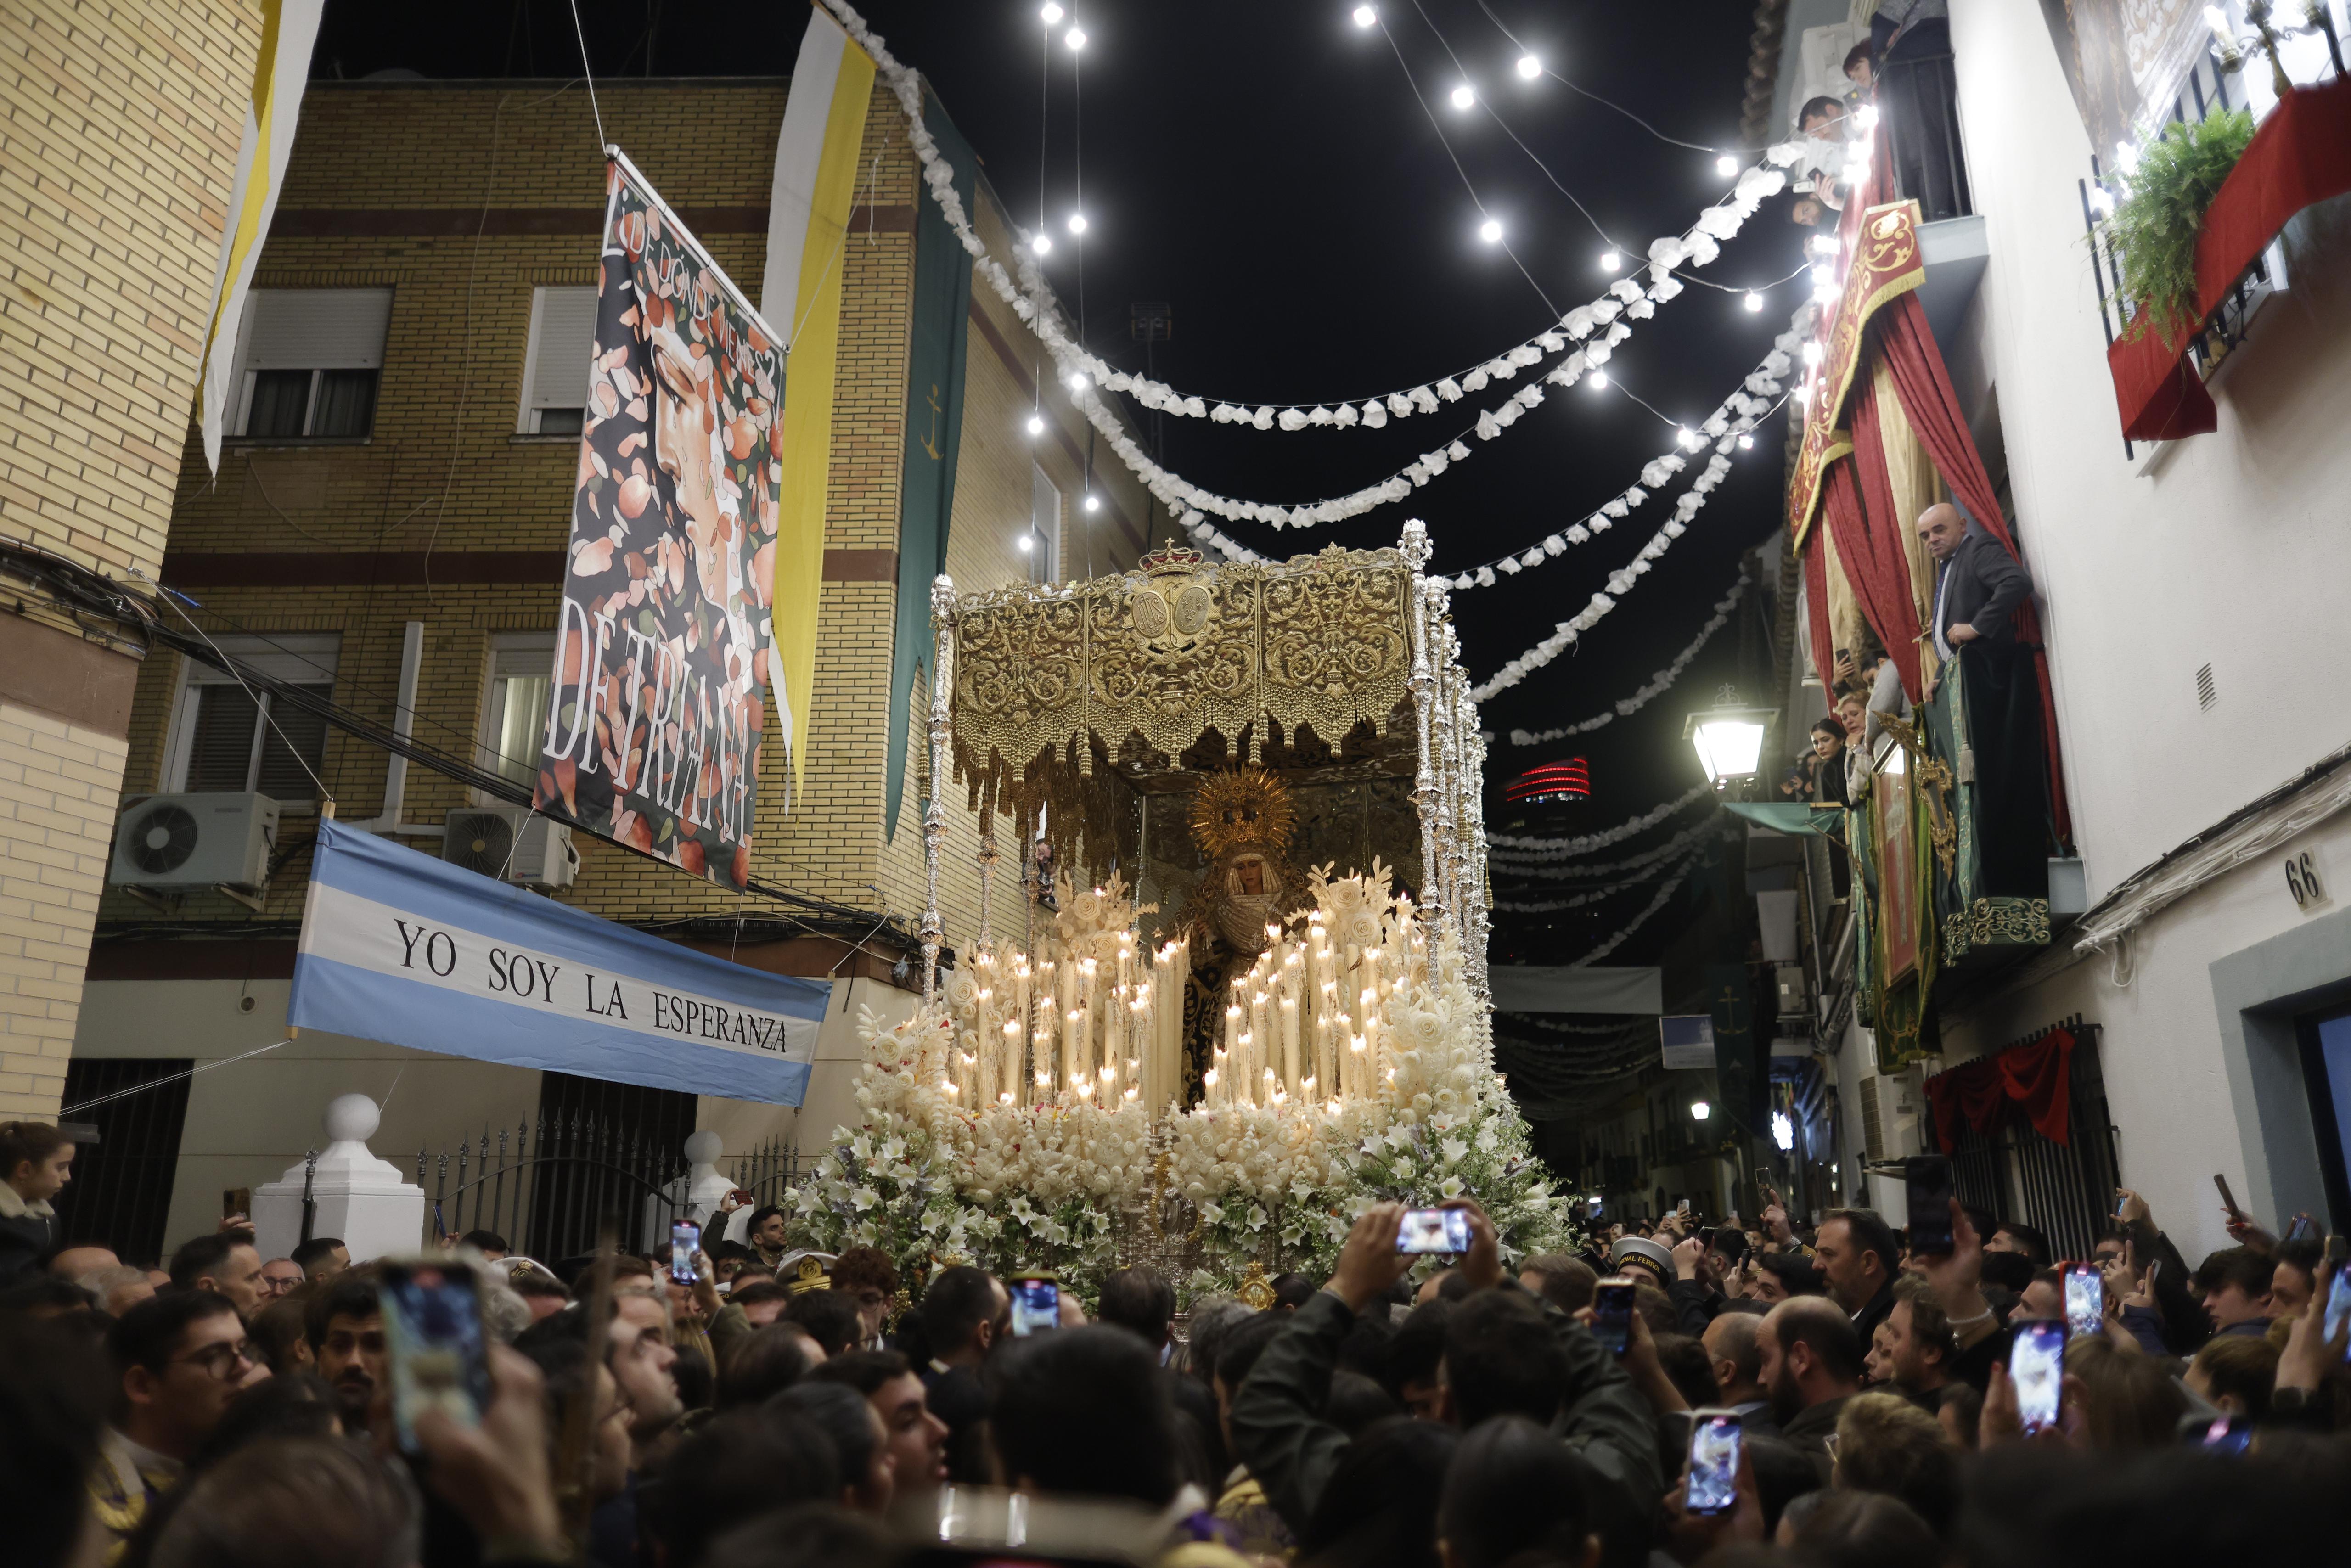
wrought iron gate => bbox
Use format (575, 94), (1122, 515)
(1945, 1019), (2120, 1262)
(54, 1057), (192, 1266)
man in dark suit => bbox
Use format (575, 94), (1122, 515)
(1920, 500), (2051, 894)
(1919, 502), (2031, 696)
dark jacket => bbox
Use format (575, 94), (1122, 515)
(1777, 1392), (1853, 1484)
(0, 1191), (56, 1287)
(1668, 1279), (1724, 1336)
(1932, 527), (2033, 646)
(1850, 1281), (1896, 1348)
(1228, 1286), (1660, 1538)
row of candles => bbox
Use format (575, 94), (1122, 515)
(944, 928), (1192, 1114)
(1202, 911), (1415, 1112)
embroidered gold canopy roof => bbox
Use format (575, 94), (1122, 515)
(949, 543), (1416, 827)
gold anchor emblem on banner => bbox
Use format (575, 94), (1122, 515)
(920, 382), (944, 460)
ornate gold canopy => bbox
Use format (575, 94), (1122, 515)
(911, 523), (1492, 1012)
(954, 542), (1412, 772)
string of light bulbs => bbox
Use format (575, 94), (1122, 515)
(1065, 153), (1804, 437)
(847, 0), (1809, 448)
(1493, 568), (1749, 746)
(830, 0), (1820, 546)
(1487, 780), (1715, 854)
(1436, 338), (1794, 590)
(1464, 0), (1732, 155)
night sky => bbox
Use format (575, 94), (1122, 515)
(314, 0), (1800, 967)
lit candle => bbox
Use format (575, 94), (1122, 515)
(1280, 995), (1300, 1097)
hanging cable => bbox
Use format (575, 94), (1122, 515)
(1376, 17), (1558, 316)
(565, 0), (607, 149)
(1471, 0), (1725, 153)
(1407, 0), (1620, 250)
(130, 568), (335, 807)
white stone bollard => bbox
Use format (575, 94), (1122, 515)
(252, 1094), (429, 1264)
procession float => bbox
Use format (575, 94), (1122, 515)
(788, 523), (1579, 1302)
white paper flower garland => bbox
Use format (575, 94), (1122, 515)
(1505, 1015), (1669, 1036)
(1570, 850), (1715, 965)
(1441, 349), (1793, 592)
(1487, 780), (1715, 854)
(820, 0), (1806, 542)
(1491, 827), (1737, 912)
(1498, 570), (1749, 747)
(1490, 812), (1730, 880)
(1466, 460), (1716, 705)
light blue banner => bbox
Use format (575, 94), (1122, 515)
(290, 819), (826, 1104)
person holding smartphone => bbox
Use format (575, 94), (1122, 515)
(1226, 1198), (1660, 1536)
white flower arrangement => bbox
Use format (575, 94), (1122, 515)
(791, 869), (1579, 1297)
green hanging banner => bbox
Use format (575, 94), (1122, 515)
(1704, 962), (1767, 1145)
(883, 91), (977, 841)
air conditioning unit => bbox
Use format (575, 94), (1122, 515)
(442, 808), (579, 888)
(1856, 1069), (1926, 1163)
(109, 793), (280, 890)
(1774, 964), (1808, 1017)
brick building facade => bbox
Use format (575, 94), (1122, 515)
(56, 75), (1153, 1253)
(0, 2), (263, 1120)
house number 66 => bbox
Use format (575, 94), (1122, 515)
(2284, 850), (2327, 910)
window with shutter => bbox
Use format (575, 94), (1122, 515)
(164, 635), (340, 808)
(1027, 464), (1062, 584)
(479, 632), (557, 790)
(519, 287), (598, 435)
(231, 289), (392, 440)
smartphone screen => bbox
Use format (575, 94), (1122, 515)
(378, 1262), (492, 1454)
(669, 1221), (700, 1285)
(2011, 1320), (2065, 1435)
(2323, 1262), (2351, 1360)
(1684, 1411), (1741, 1514)
(2284, 1214), (2315, 1243)
(1592, 1279), (1635, 1355)
(1009, 1276), (1060, 1337)
(2199, 1414), (2253, 1456)
(2063, 1265), (2103, 1339)
(1905, 1156), (1955, 1255)
(1395, 1208), (1473, 1255)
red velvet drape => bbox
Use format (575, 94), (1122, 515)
(1924, 1028), (2076, 1151)
(1821, 458), (1925, 703)
(1803, 523), (1836, 695)
(1846, 373), (1922, 702)
(1873, 296), (2074, 846)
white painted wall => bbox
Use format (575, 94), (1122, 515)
(1888, 0), (2351, 1263)
(1938, 806), (2351, 1263)
(1948, 0), (2351, 904)
(76, 971), (915, 1259)
(75, 978), (544, 1259)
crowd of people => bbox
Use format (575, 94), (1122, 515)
(7, 1115), (2351, 1568)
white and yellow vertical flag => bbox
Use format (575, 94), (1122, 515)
(197, 0), (326, 474)
(762, 5), (875, 797)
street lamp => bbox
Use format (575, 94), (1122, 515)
(1690, 1100), (1711, 1121)
(1683, 685), (1775, 792)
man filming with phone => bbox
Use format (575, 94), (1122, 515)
(1228, 1198), (1660, 1540)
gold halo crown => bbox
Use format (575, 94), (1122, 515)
(1188, 766), (1296, 861)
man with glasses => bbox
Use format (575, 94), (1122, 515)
(258, 1256), (305, 1300)
(90, 1293), (266, 1551)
